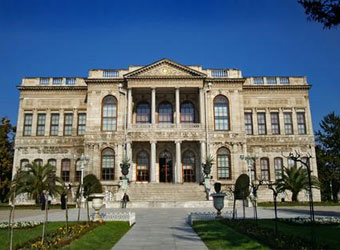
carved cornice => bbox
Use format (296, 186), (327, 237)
(243, 85), (311, 91)
(18, 86), (88, 91)
(85, 78), (124, 84)
(206, 78), (246, 83)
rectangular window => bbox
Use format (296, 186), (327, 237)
(23, 114), (33, 136)
(297, 112), (307, 134)
(284, 113), (293, 134)
(36, 114), (46, 136)
(64, 114), (73, 136)
(267, 77), (277, 85)
(50, 114), (59, 136)
(254, 77), (264, 84)
(271, 113), (280, 135)
(77, 113), (86, 135)
(244, 113), (253, 135)
(257, 113), (267, 135)
(61, 159), (70, 182)
(260, 159), (270, 181)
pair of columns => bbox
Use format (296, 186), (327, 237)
(126, 140), (207, 183)
(126, 87), (206, 127)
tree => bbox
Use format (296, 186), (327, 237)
(277, 165), (319, 201)
(0, 118), (15, 203)
(298, 0), (340, 29)
(18, 162), (64, 243)
(316, 112), (340, 201)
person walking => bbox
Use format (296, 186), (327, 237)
(121, 193), (129, 208)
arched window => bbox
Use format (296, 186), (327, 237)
(288, 158), (296, 168)
(158, 102), (173, 123)
(181, 101), (195, 123)
(260, 158), (270, 181)
(217, 147), (231, 179)
(136, 151), (149, 182)
(214, 95), (229, 131)
(75, 159), (81, 182)
(250, 161), (256, 181)
(61, 159), (70, 182)
(34, 159), (43, 166)
(47, 159), (56, 167)
(102, 95), (117, 131)
(20, 159), (29, 171)
(102, 148), (115, 180)
(274, 157), (283, 180)
(183, 150), (195, 182)
(136, 101), (151, 123)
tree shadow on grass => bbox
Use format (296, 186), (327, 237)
(192, 220), (268, 250)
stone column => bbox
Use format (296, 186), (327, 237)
(175, 87), (180, 125)
(175, 140), (182, 183)
(292, 108), (298, 135)
(31, 109), (37, 136)
(45, 109), (51, 136)
(151, 88), (156, 125)
(150, 141), (156, 182)
(252, 108), (258, 135)
(266, 108), (271, 135)
(72, 109), (78, 136)
(199, 88), (205, 126)
(279, 108), (284, 135)
(126, 142), (134, 181)
(58, 109), (64, 136)
(200, 141), (206, 182)
(127, 88), (132, 128)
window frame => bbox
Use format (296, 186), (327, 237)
(64, 113), (73, 136)
(274, 157), (283, 180)
(23, 113), (33, 136)
(180, 101), (195, 123)
(297, 112), (307, 135)
(213, 95), (230, 131)
(270, 112), (280, 135)
(158, 101), (173, 123)
(36, 113), (46, 136)
(260, 158), (270, 181)
(50, 113), (60, 136)
(61, 159), (71, 182)
(136, 150), (150, 182)
(101, 148), (115, 181)
(101, 95), (117, 131)
(136, 101), (151, 124)
(244, 112), (253, 135)
(77, 113), (86, 135)
(217, 147), (231, 180)
(284, 112), (293, 135)
(257, 112), (267, 135)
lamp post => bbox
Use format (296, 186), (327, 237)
(79, 153), (89, 204)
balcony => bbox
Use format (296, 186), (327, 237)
(129, 123), (202, 130)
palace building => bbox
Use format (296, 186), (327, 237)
(13, 59), (320, 204)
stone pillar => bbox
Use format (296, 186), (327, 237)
(252, 108), (258, 135)
(175, 140), (182, 183)
(126, 142), (133, 181)
(199, 88), (205, 126)
(200, 141), (206, 182)
(31, 109), (37, 136)
(150, 141), (156, 182)
(151, 88), (156, 125)
(72, 109), (78, 136)
(266, 108), (271, 135)
(175, 87), (180, 125)
(45, 109), (51, 136)
(279, 108), (284, 135)
(58, 109), (64, 136)
(127, 88), (132, 128)
(292, 108), (298, 135)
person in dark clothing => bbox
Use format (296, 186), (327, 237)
(40, 191), (46, 210)
(121, 193), (129, 208)
(61, 193), (67, 210)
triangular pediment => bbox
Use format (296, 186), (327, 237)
(124, 59), (206, 78)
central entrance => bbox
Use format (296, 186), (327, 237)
(159, 150), (173, 183)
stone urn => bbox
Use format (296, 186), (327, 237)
(89, 193), (105, 222)
(211, 192), (226, 219)
(120, 163), (130, 178)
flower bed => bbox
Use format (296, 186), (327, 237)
(17, 222), (100, 249)
(222, 219), (329, 249)
(0, 221), (42, 229)
(279, 217), (340, 226)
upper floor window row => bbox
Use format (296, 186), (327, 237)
(253, 77), (290, 85)
(244, 111), (307, 135)
(22, 112), (86, 136)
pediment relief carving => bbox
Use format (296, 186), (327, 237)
(124, 59), (206, 78)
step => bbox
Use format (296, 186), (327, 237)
(105, 200), (217, 208)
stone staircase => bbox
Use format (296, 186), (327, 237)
(105, 183), (213, 208)
(127, 183), (207, 202)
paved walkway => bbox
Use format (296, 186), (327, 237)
(1, 206), (340, 249)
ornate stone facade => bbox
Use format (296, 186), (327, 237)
(13, 59), (320, 202)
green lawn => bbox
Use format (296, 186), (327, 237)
(63, 222), (131, 250)
(258, 201), (340, 207)
(258, 220), (340, 249)
(193, 220), (268, 250)
(0, 222), (67, 250)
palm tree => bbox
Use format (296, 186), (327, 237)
(7, 169), (27, 250)
(18, 162), (64, 243)
(277, 165), (319, 202)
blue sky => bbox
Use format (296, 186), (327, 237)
(0, 0), (339, 131)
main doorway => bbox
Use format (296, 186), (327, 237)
(159, 150), (173, 183)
